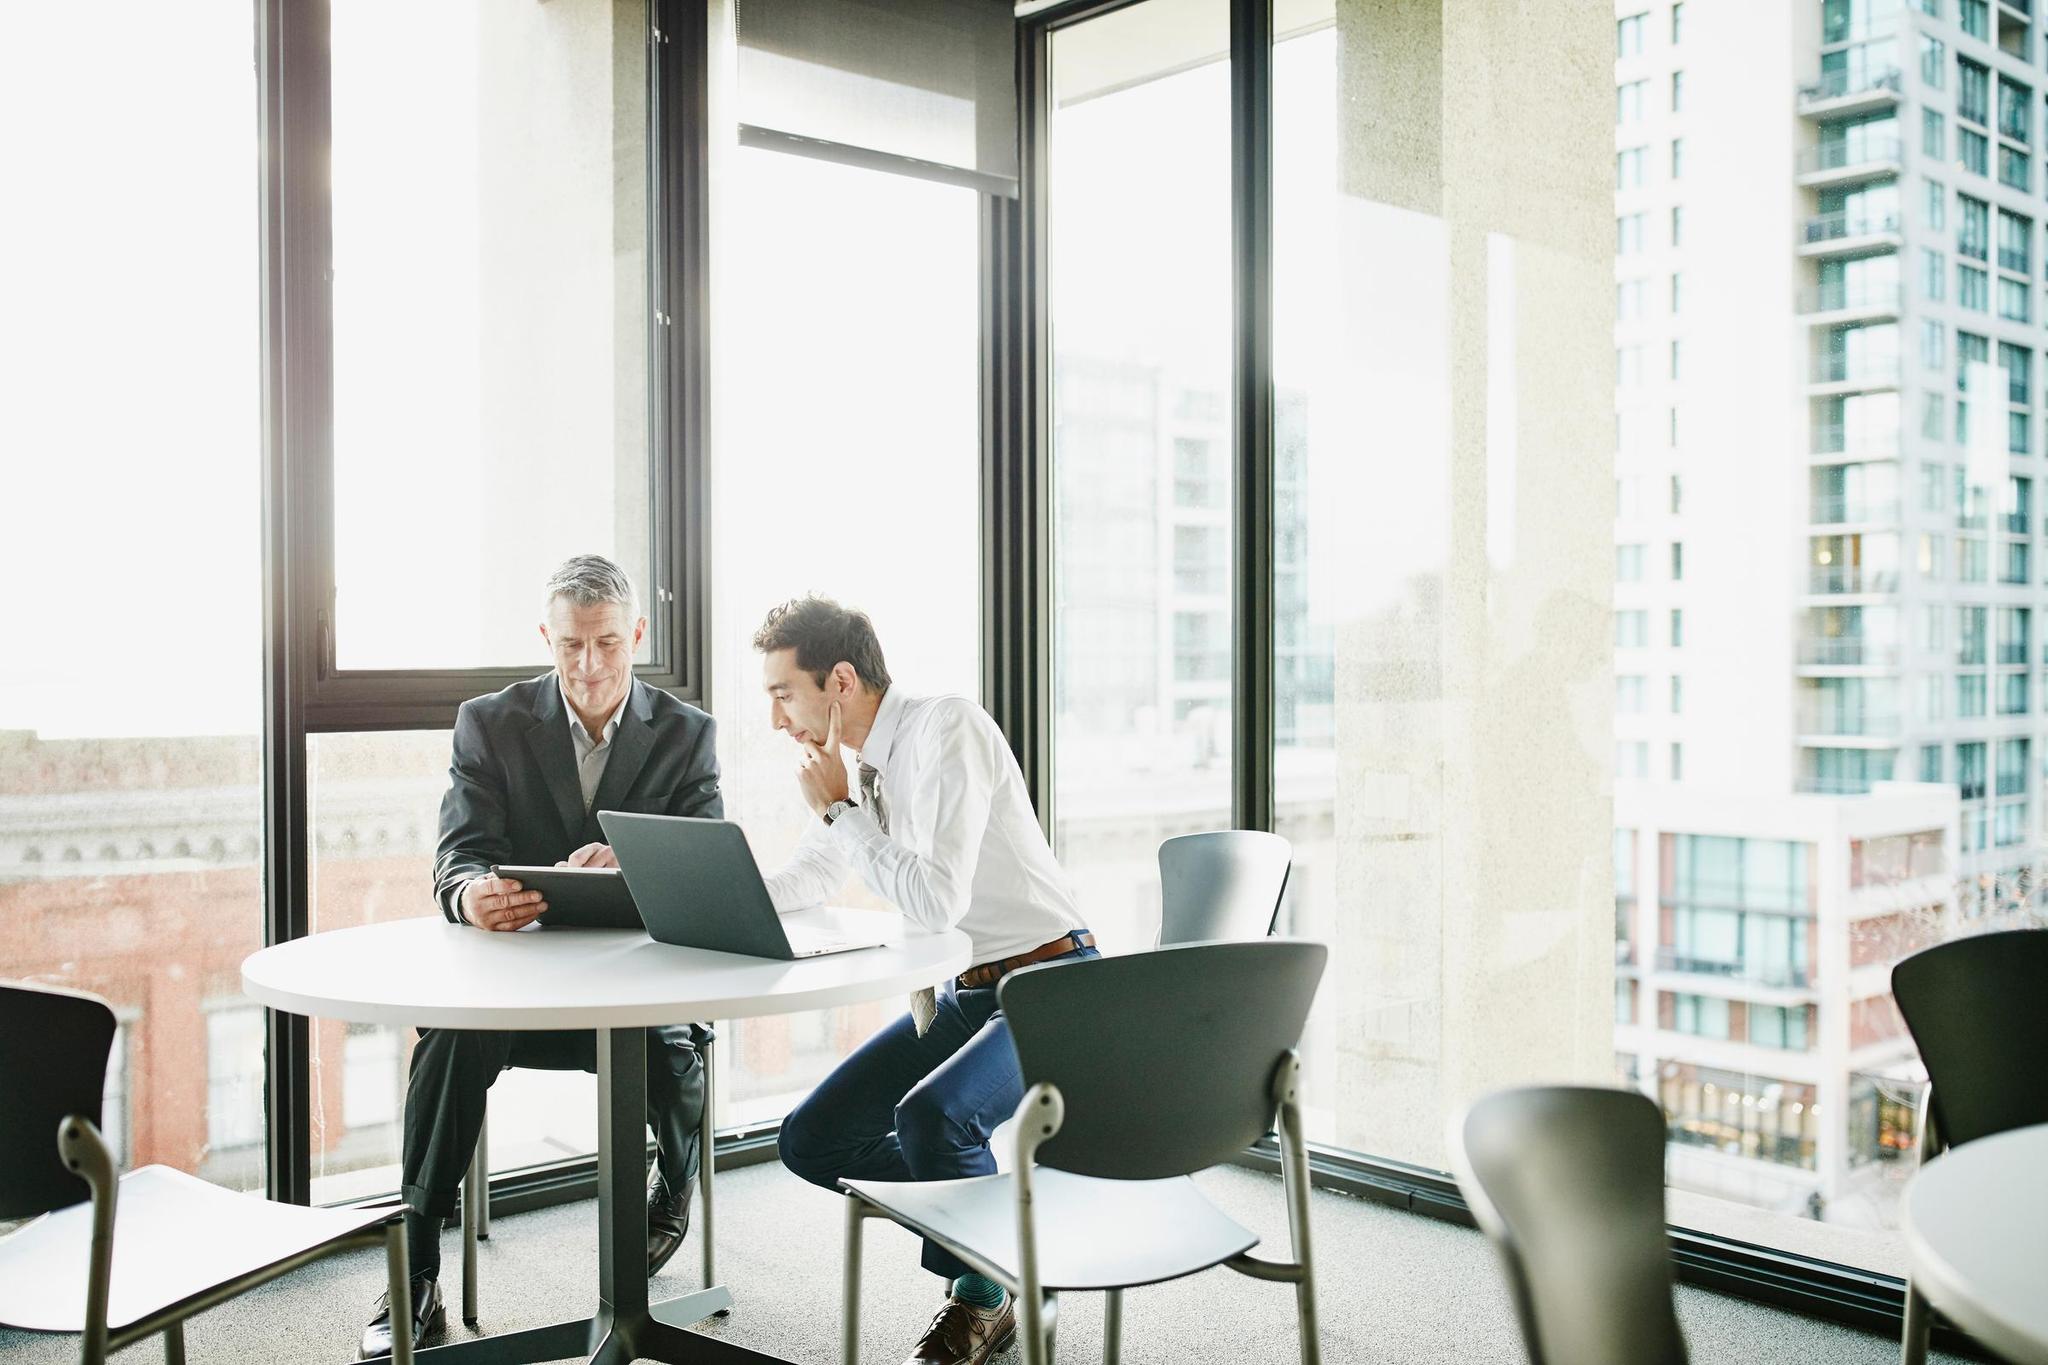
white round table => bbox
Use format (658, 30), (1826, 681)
(1903, 1123), (2048, 1365)
(243, 912), (969, 1365)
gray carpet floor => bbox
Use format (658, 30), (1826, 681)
(0, 1161), (1961, 1364)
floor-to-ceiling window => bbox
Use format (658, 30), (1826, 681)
(1036, 0), (1974, 1292)
(308, 0), (658, 1200)
(1022, 0), (2002, 1285)
(707, 0), (1011, 1126)
(1048, 0), (1234, 957)
(0, 2), (265, 1189)
(710, 144), (981, 1127)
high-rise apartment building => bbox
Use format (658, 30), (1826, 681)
(1614, 0), (2046, 1233)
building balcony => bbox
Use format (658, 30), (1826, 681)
(2007, 511), (2031, 535)
(1799, 281), (1902, 321)
(1998, 643), (2030, 664)
(1999, 247), (2033, 274)
(1809, 494), (1900, 525)
(1810, 422), (1900, 459)
(1654, 948), (1811, 990)
(1798, 68), (1903, 117)
(1799, 774), (1880, 795)
(1808, 565), (1900, 594)
(1808, 355), (1901, 393)
(1797, 138), (1903, 187)
(1797, 636), (1900, 666)
(1799, 209), (1902, 256)
(1797, 710), (1903, 738)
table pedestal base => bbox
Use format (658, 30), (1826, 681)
(412, 1029), (792, 1365)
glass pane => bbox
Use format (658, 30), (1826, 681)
(0, 3), (263, 1189)
(306, 731), (600, 1202)
(1050, 0), (1233, 957)
(329, 0), (653, 671)
(711, 146), (980, 1124)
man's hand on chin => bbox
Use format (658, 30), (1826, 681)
(795, 701), (852, 817)
(557, 842), (618, 869)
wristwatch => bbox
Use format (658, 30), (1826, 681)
(823, 798), (859, 827)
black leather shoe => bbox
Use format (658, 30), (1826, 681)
(358, 1273), (445, 1360)
(647, 1171), (694, 1276)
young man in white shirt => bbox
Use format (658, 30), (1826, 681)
(755, 597), (1095, 1365)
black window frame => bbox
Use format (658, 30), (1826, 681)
(258, 0), (1026, 1215)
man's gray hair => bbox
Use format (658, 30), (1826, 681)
(544, 554), (640, 622)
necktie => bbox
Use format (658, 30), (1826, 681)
(864, 763), (938, 1037)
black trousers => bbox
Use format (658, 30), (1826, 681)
(399, 1022), (709, 1223)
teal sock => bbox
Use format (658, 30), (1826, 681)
(950, 1274), (1007, 1309)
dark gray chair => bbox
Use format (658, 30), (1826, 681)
(1450, 1086), (1688, 1365)
(839, 939), (1328, 1365)
(1891, 928), (2048, 1365)
(1155, 830), (1292, 947)
(0, 980), (414, 1365)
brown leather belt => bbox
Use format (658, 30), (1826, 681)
(956, 931), (1096, 991)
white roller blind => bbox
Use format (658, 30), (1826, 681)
(736, 0), (1016, 180)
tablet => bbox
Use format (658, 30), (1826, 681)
(491, 864), (644, 930)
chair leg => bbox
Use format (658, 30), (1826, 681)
(1901, 1280), (1932, 1365)
(1278, 1065), (1321, 1365)
(462, 1129), (484, 1325)
(386, 1220), (416, 1365)
(1017, 1289), (1049, 1365)
(476, 1107), (490, 1239)
(1044, 1289), (1059, 1365)
(61, 1118), (118, 1365)
(841, 1195), (866, 1365)
(161, 1321), (185, 1365)
(700, 1031), (716, 1289)
(1102, 1289), (1121, 1365)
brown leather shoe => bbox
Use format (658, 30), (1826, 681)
(903, 1294), (1016, 1365)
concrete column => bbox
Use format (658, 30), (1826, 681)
(1326, 0), (1614, 1167)
(1813, 826), (1852, 1207)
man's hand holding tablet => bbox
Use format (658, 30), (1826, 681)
(461, 874), (548, 932)
(490, 853), (644, 929)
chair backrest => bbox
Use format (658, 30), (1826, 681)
(1156, 830), (1292, 948)
(1891, 928), (2048, 1151)
(1454, 1086), (1687, 1365)
(0, 981), (117, 1220)
(997, 939), (1326, 1180)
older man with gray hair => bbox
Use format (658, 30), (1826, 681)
(357, 554), (723, 1360)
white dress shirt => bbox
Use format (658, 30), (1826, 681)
(562, 678), (629, 811)
(765, 688), (1086, 966)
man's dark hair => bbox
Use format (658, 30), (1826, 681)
(752, 596), (892, 693)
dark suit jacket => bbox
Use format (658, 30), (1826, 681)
(433, 672), (723, 923)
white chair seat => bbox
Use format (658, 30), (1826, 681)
(843, 1168), (1258, 1292)
(0, 1165), (391, 1332)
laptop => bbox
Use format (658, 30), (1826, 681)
(598, 811), (895, 960)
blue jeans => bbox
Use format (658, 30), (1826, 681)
(779, 941), (1099, 1281)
